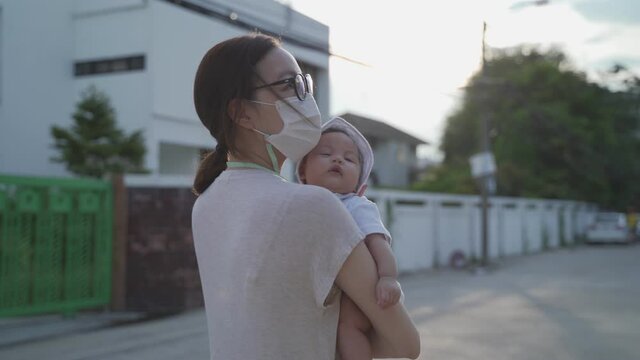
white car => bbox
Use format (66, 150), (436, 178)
(585, 212), (631, 244)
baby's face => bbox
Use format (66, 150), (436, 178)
(300, 132), (361, 194)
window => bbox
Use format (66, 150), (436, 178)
(397, 144), (409, 163)
(74, 55), (145, 77)
(159, 143), (201, 175)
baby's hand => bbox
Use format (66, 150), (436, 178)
(376, 276), (402, 308)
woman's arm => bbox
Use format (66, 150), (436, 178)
(335, 241), (420, 359)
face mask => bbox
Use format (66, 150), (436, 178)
(251, 94), (323, 165)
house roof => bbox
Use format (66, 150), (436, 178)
(337, 112), (428, 146)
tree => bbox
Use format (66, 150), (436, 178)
(413, 47), (640, 210)
(51, 86), (147, 178)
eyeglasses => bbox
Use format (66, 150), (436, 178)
(253, 73), (314, 101)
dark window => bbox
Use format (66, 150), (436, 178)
(130, 56), (144, 70)
(111, 59), (128, 72)
(74, 55), (145, 77)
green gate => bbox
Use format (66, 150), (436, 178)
(0, 174), (112, 317)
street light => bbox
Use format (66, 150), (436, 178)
(474, 0), (549, 271)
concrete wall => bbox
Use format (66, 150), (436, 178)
(364, 190), (597, 273)
(0, 0), (76, 177)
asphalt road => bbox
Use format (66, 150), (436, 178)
(1, 243), (638, 360)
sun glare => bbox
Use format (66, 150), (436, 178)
(286, 0), (637, 158)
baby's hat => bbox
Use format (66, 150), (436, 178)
(297, 116), (374, 193)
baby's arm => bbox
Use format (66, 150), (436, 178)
(365, 234), (401, 308)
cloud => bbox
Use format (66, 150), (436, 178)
(572, 0), (640, 25)
(585, 29), (619, 44)
(589, 56), (640, 70)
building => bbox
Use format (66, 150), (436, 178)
(339, 112), (428, 188)
(0, 0), (330, 180)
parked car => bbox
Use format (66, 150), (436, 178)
(585, 212), (632, 244)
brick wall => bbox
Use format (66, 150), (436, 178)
(125, 187), (203, 312)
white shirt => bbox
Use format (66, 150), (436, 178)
(192, 169), (364, 360)
(338, 193), (392, 243)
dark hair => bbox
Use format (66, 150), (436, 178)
(192, 34), (280, 195)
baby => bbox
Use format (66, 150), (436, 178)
(297, 117), (402, 360)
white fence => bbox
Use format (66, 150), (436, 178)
(366, 189), (597, 273)
(125, 175), (598, 273)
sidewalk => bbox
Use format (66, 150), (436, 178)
(0, 311), (146, 348)
(0, 309), (209, 360)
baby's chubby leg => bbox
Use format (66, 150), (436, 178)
(338, 294), (373, 360)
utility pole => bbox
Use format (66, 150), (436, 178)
(468, 22), (493, 271)
(473, 1), (549, 271)
(480, 21), (490, 268)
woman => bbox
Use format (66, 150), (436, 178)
(191, 33), (420, 360)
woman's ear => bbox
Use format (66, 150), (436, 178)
(228, 99), (253, 130)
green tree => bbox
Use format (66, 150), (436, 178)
(51, 86), (147, 178)
(414, 47), (640, 210)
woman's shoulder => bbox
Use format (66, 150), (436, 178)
(286, 183), (343, 211)
(285, 184), (363, 247)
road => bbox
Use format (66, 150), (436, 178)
(1, 244), (639, 360)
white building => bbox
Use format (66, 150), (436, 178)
(0, 0), (330, 179)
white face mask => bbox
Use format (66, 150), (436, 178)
(251, 94), (322, 163)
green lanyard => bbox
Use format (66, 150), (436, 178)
(226, 161), (279, 175)
(226, 143), (281, 176)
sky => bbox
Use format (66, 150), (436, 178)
(281, 0), (640, 160)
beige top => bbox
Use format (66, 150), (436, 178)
(192, 169), (364, 360)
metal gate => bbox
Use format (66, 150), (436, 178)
(0, 174), (112, 317)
